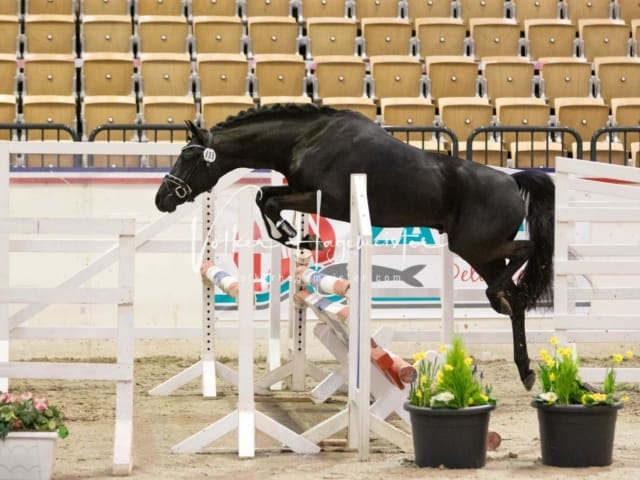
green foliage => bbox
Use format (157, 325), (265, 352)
(408, 335), (496, 409)
(0, 392), (69, 440)
(534, 338), (631, 407)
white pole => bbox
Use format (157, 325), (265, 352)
(0, 143), (9, 392)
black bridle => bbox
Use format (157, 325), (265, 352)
(162, 132), (215, 201)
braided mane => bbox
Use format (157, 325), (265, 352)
(210, 103), (342, 132)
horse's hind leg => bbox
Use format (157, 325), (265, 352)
(476, 252), (536, 391)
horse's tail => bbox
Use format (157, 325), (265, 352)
(512, 169), (555, 310)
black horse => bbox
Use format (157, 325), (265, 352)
(155, 103), (554, 390)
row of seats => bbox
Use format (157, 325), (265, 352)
(4, 11), (640, 61)
(7, 94), (640, 169)
(4, 0), (635, 27)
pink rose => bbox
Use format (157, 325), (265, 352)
(6, 393), (19, 404)
(33, 396), (48, 412)
(21, 392), (33, 401)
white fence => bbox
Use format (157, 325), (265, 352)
(555, 157), (640, 382)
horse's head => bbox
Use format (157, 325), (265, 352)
(155, 120), (222, 213)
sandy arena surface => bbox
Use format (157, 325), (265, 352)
(8, 352), (640, 480)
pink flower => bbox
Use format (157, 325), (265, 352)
(33, 396), (48, 412)
(6, 393), (19, 404)
(21, 392), (33, 401)
(0, 392), (7, 404)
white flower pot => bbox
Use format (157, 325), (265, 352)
(0, 432), (58, 480)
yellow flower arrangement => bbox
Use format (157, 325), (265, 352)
(408, 335), (496, 409)
(533, 336), (633, 407)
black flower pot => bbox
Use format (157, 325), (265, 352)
(404, 402), (495, 468)
(531, 400), (623, 467)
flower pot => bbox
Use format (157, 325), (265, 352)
(531, 400), (622, 467)
(0, 432), (58, 480)
(404, 402), (495, 468)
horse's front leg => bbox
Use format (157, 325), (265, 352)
(255, 187), (320, 248)
(508, 289), (536, 391)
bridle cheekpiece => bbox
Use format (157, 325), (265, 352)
(163, 131), (216, 200)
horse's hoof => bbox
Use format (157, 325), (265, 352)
(496, 292), (513, 316)
(276, 219), (297, 238)
(522, 370), (536, 391)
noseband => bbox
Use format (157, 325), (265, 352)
(163, 131), (216, 201)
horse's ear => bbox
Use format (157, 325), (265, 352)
(185, 120), (207, 145)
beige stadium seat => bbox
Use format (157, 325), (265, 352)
(469, 18), (522, 60)
(369, 55), (425, 102)
(136, 15), (190, 54)
(80, 0), (131, 15)
(564, 0), (613, 26)
(360, 18), (413, 58)
(243, 0), (294, 18)
(351, 0), (401, 22)
(21, 95), (77, 142)
(247, 16), (301, 57)
(554, 96), (622, 162)
(80, 15), (134, 54)
(138, 53), (194, 97)
(258, 95), (312, 106)
(190, 0), (239, 17)
(495, 97), (559, 168)
(321, 97), (377, 121)
(0, 54), (18, 96)
(404, 0), (454, 27)
(251, 53), (308, 101)
(196, 53), (250, 97)
(141, 96), (197, 166)
(524, 19), (577, 60)
(594, 57), (640, 105)
(438, 96), (503, 164)
(26, 0), (75, 14)
(414, 18), (467, 58)
(200, 95), (255, 128)
(538, 57), (594, 104)
(611, 97), (640, 153)
(311, 55), (368, 100)
(299, 0), (348, 19)
(136, 0), (184, 16)
(192, 16), (245, 54)
(0, 15), (20, 55)
(578, 19), (631, 61)
(425, 56), (479, 103)
(618, 0), (640, 27)
(24, 15), (77, 54)
(22, 54), (77, 96)
(481, 56), (535, 104)
(0, 0), (20, 15)
(0, 95), (18, 140)
(511, 0), (560, 30)
(82, 52), (135, 97)
(380, 97), (442, 152)
(82, 95), (140, 167)
(305, 17), (358, 58)
(458, 0), (506, 28)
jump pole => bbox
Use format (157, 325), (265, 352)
(171, 187), (319, 456)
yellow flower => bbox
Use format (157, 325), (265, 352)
(626, 350), (634, 360)
(545, 357), (555, 368)
(464, 357), (473, 367)
(436, 371), (444, 385)
(558, 347), (572, 358)
(591, 393), (607, 403)
(415, 390), (423, 399)
(439, 344), (448, 353)
(420, 374), (427, 385)
(480, 393), (489, 402)
(550, 336), (558, 346)
(612, 353), (624, 364)
(549, 372), (556, 382)
(622, 395), (630, 403)
(444, 364), (454, 372)
(412, 351), (426, 363)
(580, 394), (588, 405)
(539, 348), (549, 358)
(468, 397), (475, 406)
